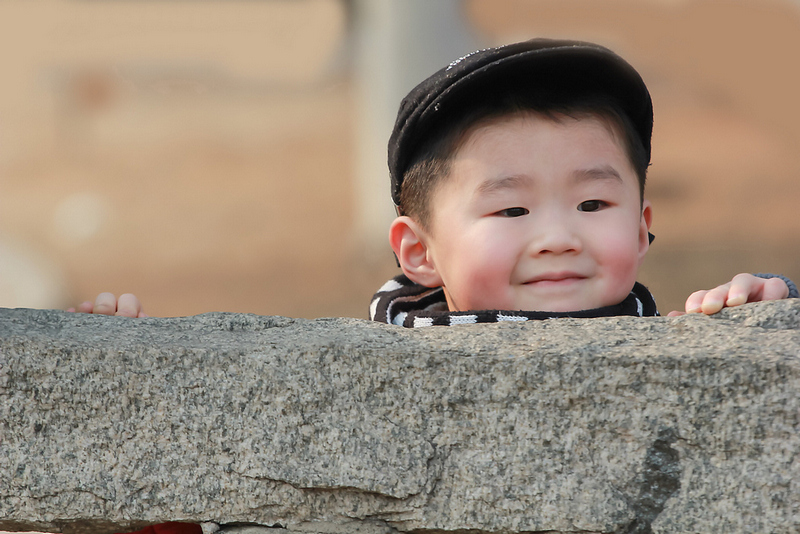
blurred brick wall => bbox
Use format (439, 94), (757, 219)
(1, 0), (798, 317)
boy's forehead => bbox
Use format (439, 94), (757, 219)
(452, 111), (634, 175)
(458, 110), (626, 149)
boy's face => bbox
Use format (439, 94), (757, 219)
(400, 112), (651, 313)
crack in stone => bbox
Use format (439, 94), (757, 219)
(232, 471), (410, 502)
(621, 428), (681, 534)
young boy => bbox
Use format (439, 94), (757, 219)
(73, 39), (796, 323)
(368, 38), (797, 327)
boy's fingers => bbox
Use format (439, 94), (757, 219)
(725, 274), (753, 307)
(684, 290), (710, 313)
(761, 277), (790, 301)
(695, 284), (731, 315)
(77, 301), (95, 313)
(92, 292), (118, 315)
(726, 274), (788, 305)
(667, 310), (685, 317)
(116, 293), (144, 318)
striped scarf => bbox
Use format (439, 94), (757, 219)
(370, 274), (659, 328)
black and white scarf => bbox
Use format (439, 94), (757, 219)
(370, 274), (659, 328)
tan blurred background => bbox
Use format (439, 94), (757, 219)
(1, 0), (799, 319)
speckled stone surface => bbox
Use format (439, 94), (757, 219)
(1, 301), (799, 534)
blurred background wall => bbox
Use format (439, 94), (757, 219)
(1, 0), (799, 319)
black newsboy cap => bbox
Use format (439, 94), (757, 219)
(387, 38), (653, 207)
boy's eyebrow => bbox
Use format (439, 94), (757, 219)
(475, 166), (623, 195)
(475, 175), (532, 195)
(573, 165), (623, 183)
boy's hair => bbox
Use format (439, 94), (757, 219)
(388, 39), (653, 226)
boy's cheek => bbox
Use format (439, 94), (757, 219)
(449, 263), (515, 311)
(610, 247), (644, 297)
(595, 231), (642, 283)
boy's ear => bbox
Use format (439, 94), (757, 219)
(389, 216), (443, 288)
(638, 199), (653, 264)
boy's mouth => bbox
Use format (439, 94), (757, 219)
(523, 272), (587, 286)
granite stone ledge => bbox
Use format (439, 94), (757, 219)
(1, 301), (799, 534)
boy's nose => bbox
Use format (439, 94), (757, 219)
(528, 216), (582, 255)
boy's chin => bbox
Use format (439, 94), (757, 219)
(446, 285), (628, 313)
(506, 293), (622, 313)
(507, 281), (635, 313)
(450, 298), (607, 314)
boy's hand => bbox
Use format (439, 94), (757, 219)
(667, 273), (789, 316)
(67, 292), (147, 318)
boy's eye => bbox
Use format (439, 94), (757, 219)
(497, 207), (529, 217)
(577, 200), (605, 212)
